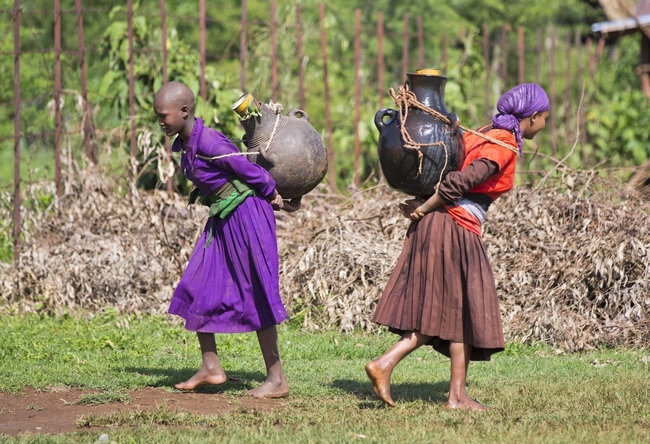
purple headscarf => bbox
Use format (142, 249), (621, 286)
(492, 83), (550, 154)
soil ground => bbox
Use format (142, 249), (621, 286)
(0, 386), (284, 436)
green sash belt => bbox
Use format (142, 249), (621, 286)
(188, 177), (256, 247)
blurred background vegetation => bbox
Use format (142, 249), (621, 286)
(0, 0), (647, 195)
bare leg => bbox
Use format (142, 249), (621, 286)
(175, 332), (227, 390)
(248, 325), (289, 398)
(365, 331), (432, 407)
(445, 342), (487, 410)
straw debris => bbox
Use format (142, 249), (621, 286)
(1, 171), (650, 351)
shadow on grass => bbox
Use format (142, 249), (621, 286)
(124, 367), (267, 393)
(331, 379), (449, 408)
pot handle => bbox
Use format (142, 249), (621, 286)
(289, 108), (310, 121)
(374, 108), (397, 132)
(447, 112), (461, 136)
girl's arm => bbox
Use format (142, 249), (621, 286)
(401, 158), (499, 222)
(204, 134), (277, 199)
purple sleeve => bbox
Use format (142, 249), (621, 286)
(202, 132), (277, 198)
(437, 159), (499, 203)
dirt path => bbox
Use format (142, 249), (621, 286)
(0, 386), (284, 436)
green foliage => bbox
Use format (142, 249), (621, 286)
(97, 5), (247, 190)
(586, 35), (650, 167)
(0, 0), (645, 191)
(588, 89), (650, 166)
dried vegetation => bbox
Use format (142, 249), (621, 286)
(1, 168), (650, 351)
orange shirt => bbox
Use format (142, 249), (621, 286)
(444, 128), (518, 236)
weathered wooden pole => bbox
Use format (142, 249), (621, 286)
(296, 3), (305, 110)
(199, 0), (206, 100)
(536, 29), (542, 85)
(160, 0), (172, 193)
(564, 32), (572, 138)
(518, 26), (525, 85)
(127, 0), (136, 172)
(54, 0), (62, 198)
(353, 9), (361, 186)
(483, 23), (491, 121)
(319, 3), (335, 192)
(402, 14), (409, 82)
(75, 0), (96, 165)
(13, 0), (21, 266)
(549, 28), (557, 155)
(271, 1), (278, 101)
(500, 24), (508, 90)
(240, 0), (247, 92)
(441, 31), (448, 73)
(417, 16), (424, 69)
(377, 12), (384, 109)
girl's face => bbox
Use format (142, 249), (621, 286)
(153, 97), (189, 138)
(522, 110), (549, 139)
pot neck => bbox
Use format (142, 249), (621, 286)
(405, 73), (448, 112)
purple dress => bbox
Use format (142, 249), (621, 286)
(168, 118), (288, 333)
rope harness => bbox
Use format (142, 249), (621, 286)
(388, 85), (519, 194)
(389, 85), (520, 155)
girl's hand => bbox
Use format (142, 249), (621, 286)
(270, 191), (284, 211)
(410, 205), (427, 222)
(398, 198), (425, 221)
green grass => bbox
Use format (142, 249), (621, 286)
(1, 313), (650, 443)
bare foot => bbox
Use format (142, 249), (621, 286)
(174, 368), (227, 391)
(247, 379), (290, 399)
(365, 360), (396, 407)
(445, 396), (489, 411)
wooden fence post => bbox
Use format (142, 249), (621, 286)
(54, 0), (62, 198)
(296, 3), (305, 110)
(518, 26), (524, 85)
(75, 0), (96, 166)
(353, 9), (361, 186)
(483, 23), (490, 121)
(13, 0), (21, 266)
(536, 29), (542, 85)
(240, 0), (247, 92)
(576, 29), (587, 162)
(271, 1), (278, 101)
(160, 0), (172, 193)
(319, 3), (335, 192)
(402, 14), (409, 82)
(564, 32), (572, 140)
(500, 24), (508, 91)
(377, 12), (384, 109)
(127, 0), (136, 173)
(417, 16), (424, 69)
(199, 0), (206, 100)
(549, 28), (557, 155)
(441, 31), (448, 73)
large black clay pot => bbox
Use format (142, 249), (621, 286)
(375, 71), (465, 197)
(234, 95), (328, 199)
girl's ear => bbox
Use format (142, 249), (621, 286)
(181, 104), (190, 118)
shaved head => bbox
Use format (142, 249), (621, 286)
(154, 81), (195, 112)
(153, 81), (197, 140)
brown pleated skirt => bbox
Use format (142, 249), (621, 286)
(372, 207), (504, 361)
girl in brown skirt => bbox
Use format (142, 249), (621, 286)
(366, 84), (550, 410)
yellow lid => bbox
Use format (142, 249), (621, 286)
(415, 68), (440, 75)
(232, 93), (254, 116)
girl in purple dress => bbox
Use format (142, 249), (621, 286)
(154, 81), (289, 398)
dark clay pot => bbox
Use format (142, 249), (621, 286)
(375, 72), (465, 197)
(238, 104), (328, 199)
